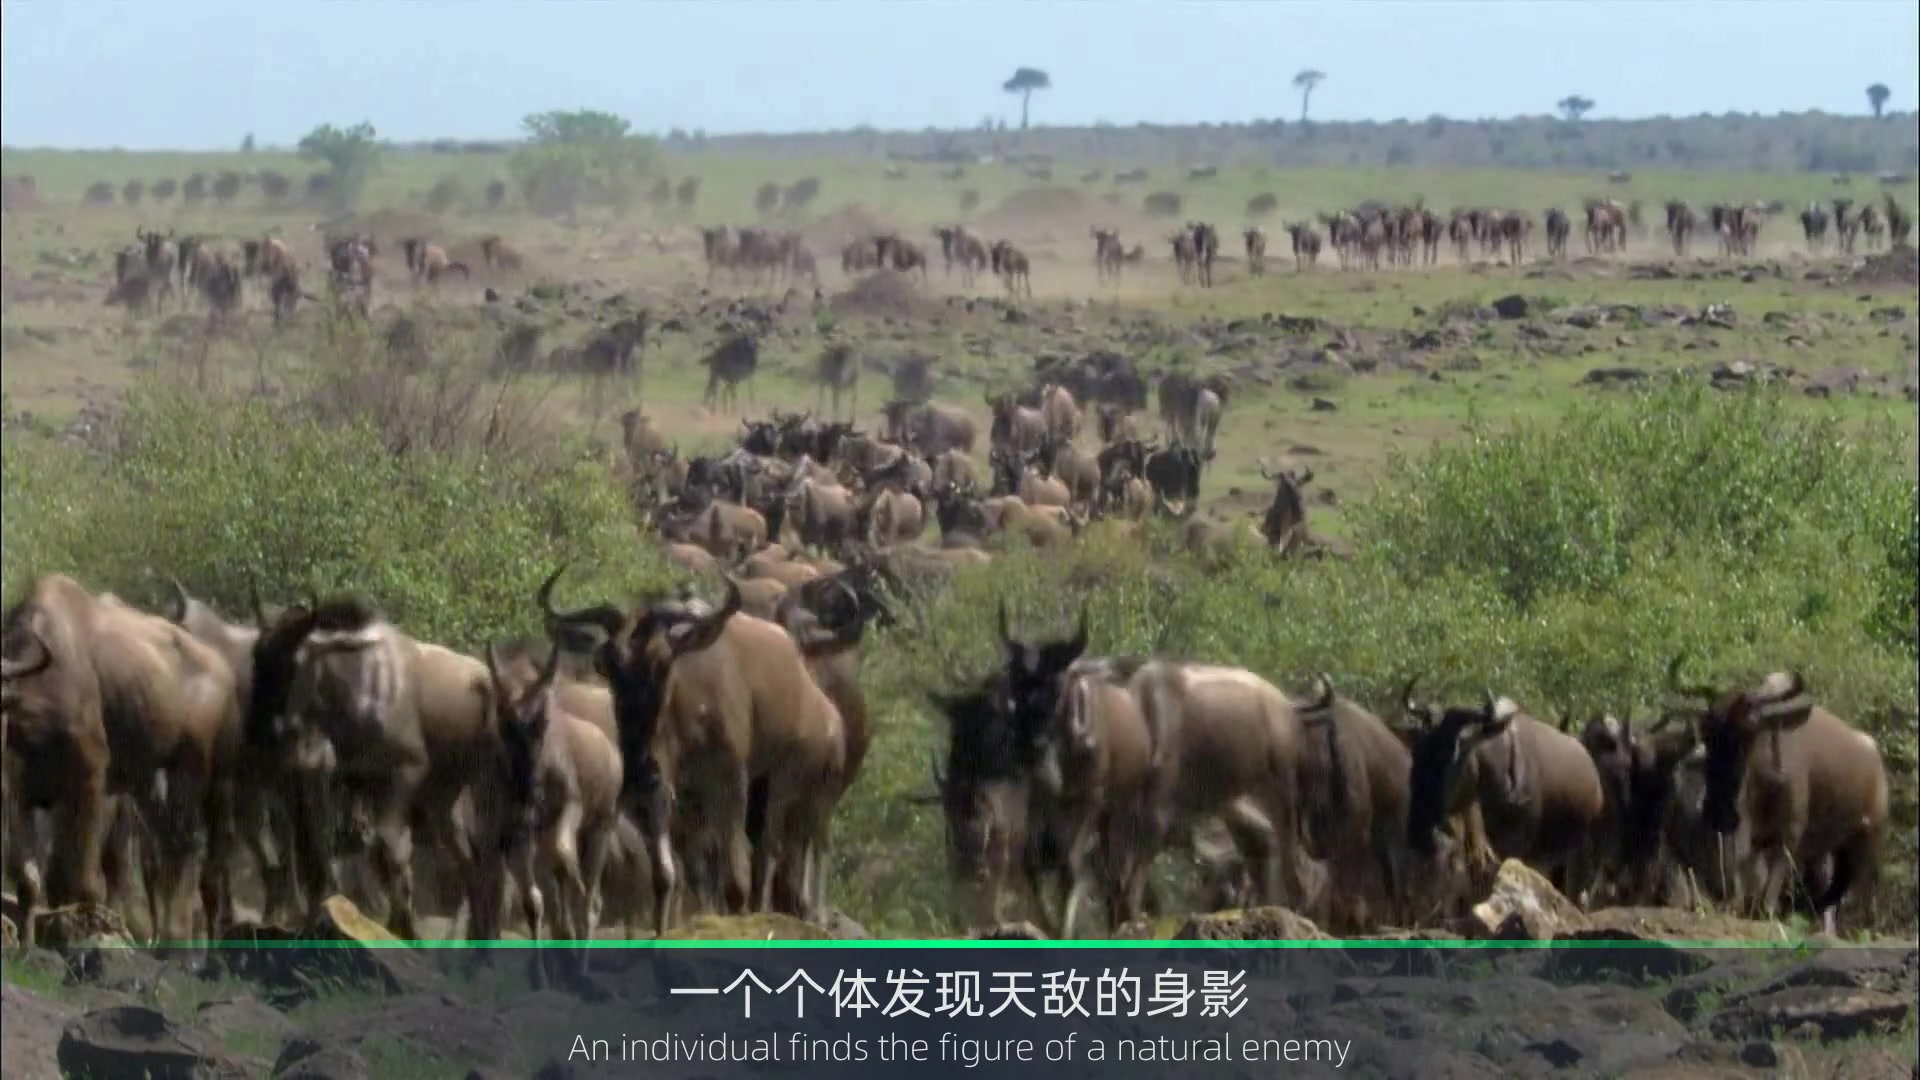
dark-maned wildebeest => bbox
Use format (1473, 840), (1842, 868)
(1663, 659), (1889, 933)
(244, 594), (494, 940)
(471, 641), (621, 986)
(2, 574), (239, 947)
(1256, 459), (1320, 554)
(1885, 194), (1913, 246)
(1292, 674), (1412, 931)
(1665, 200), (1695, 256)
(1143, 443), (1202, 507)
(160, 579), (303, 924)
(1400, 678), (1605, 901)
(1574, 708), (1717, 908)
(1188, 222), (1219, 287)
(1544, 208), (1571, 260)
(1091, 227), (1125, 283)
(995, 610), (1325, 919)
(1799, 203), (1830, 250)
(540, 575), (845, 933)
(701, 332), (759, 412)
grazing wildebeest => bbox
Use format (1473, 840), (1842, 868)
(1664, 659), (1889, 933)
(701, 332), (759, 412)
(1242, 227), (1267, 275)
(1400, 678), (1606, 901)
(989, 240), (1032, 299)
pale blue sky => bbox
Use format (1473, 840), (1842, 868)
(3, 0), (1915, 150)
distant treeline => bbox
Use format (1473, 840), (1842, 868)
(548, 112), (1905, 175)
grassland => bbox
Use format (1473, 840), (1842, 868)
(2, 143), (1917, 941)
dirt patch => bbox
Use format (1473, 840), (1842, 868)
(800, 204), (903, 254)
(1852, 245), (1919, 286)
(827, 270), (946, 321)
(976, 186), (1153, 243)
(330, 208), (445, 248)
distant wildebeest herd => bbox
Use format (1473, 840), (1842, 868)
(2, 353), (1892, 956)
(103, 223), (523, 324)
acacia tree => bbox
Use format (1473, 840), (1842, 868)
(1867, 83), (1891, 118)
(1557, 95), (1596, 122)
(509, 108), (658, 216)
(1003, 68), (1051, 130)
(1293, 70), (1326, 122)
(297, 121), (380, 211)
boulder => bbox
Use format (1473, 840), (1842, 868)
(1469, 859), (1589, 940)
(57, 1004), (247, 1080)
(272, 1036), (369, 1080)
(3, 983), (75, 1080)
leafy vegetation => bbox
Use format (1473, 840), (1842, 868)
(296, 121), (382, 212)
(509, 108), (660, 216)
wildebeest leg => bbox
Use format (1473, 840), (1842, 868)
(49, 755), (111, 910)
(508, 839), (548, 988)
(199, 769), (235, 939)
(367, 775), (423, 939)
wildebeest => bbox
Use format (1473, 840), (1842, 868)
(244, 594), (495, 940)
(1400, 678), (1606, 901)
(882, 399), (976, 456)
(540, 575), (846, 932)
(1243, 227), (1267, 276)
(701, 333), (759, 412)
(1663, 660), (1889, 933)
(1544, 208), (1572, 260)
(989, 240), (1032, 299)
(1292, 675), (1412, 931)
(1257, 460), (1317, 554)
(1799, 203), (1830, 250)
(2, 574), (239, 945)
(1285, 223), (1322, 271)
(1188, 222), (1219, 287)
(470, 640), (622, 985)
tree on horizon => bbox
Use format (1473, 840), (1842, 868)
(1293, 70), (1326, 122)
(1557, 95), (1596, 122)
(1867, 83), (1891, 118)
(1003, 68), (1052, 130)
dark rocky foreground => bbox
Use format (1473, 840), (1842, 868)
(3, 868), (1916, 1080)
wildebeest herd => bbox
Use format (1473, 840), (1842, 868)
(2, 347), (1893, 956)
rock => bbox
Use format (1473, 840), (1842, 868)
(196, 996), (294, 1044)
(1469, 859), (1590, 940)
(1615, 333), (1635, 347)
(58, 1005), (246, 1080)
(1709, 986), (1911, 1044)
(3, 983), (75, 1080)
(659, 912), (830, 940)
(819, 908), (869, 940)
(1490, 294), (1529, 319)
(1580, 365), (1648, 387)
(1870, 305), (1907, 321)
(974, 921), (1047, 941)
(1311, 397), (1338, 412)
(1172, 906), (1329, 941)
(33, 902), (135, 951)
(272, 1036), (369, 1080)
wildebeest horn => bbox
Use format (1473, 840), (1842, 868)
(1664, 653), (1717, 702)
(1481, 688), (1499, 722)
(1257, 457), (1275, 481)
(1751, 671), (1810, 725)
(1400, 674), (1434, 728)
(483, 642), (506, 700)
(537, 563), (625, 637)
(163, 575), (191, 624)
(246, 571), (268, 627)
(1, 626), (52, 681)
(1309, 673), (1335, 712)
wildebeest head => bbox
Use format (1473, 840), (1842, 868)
(1579, 707), (1697, 870)
(1400, 675), (1523, 854)
(537, 565), (740, 804)
(483, 638), (563, 844)
(0, 617), (54, 718)
(996, 600), (1090, 749)
(926, 673), (1029, 894)
(243, 591), (370, 747)
(1663, 656), (1812, 836)
(739, 418), (779, 457)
